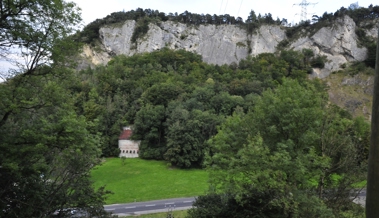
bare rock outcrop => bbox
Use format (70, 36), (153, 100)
(80, 15), (375, 79)
(86, 20), (286, 66)
(291, 16), (367, 78)
(250, 25), (286, 55)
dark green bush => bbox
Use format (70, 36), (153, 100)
(131, 18), (150, 43)
(364, 42), (377, 68)
(310, 55), (326, 68)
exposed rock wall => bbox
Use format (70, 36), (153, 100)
(364, 18), (379, 38)
(86, 20), (287, 66)
(251, 25), (286, 55)
(291, 16), (368, 78)
(81, 15), (378, 78)
(98, 21), (284, 65)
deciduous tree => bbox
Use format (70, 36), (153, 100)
(196, 79), (366, 217)
(0, 71), (110, 217)
(0, 1), (111, 217)
(0, 0), (81, 78)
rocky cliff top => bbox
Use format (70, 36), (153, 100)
(80, 15), (378, 79)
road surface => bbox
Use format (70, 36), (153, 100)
(104, 197), (195, 217)
(103, 190), (367, 216)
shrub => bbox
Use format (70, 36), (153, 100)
(131, 18), (150, 43)
(311, 55), (327, 68)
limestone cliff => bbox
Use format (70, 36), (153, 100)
(81, 15), (378, 79)
(291, 16), (370, 78)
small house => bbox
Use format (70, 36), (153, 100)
(118, 127), (140, 158)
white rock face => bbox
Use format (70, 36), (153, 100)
(90, 20), (287, 66)
(364, 18), (379, 39)
(291, 16), (367, 78)
(80, 15), (376, 78)
(148, 21), (250, 65)
(79, 45), (111, 69)
(250, 25), (286, 55)
(100, 20), (137, 55)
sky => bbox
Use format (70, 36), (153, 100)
(72, 0), (376, 27)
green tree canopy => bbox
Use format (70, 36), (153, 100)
(0, 1), (111, 217)
(0, 70), (110, 217)
(0, 0), (81, 77)
(192, 78), (367, 217)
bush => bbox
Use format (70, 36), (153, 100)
(277, 39), (289, 49)
(188, 190), (335, 218)
(347, 62), (367, 76)
(310, 55), (327, 68)
(364, 42), (377, 68)
(131, 18), (150, 43)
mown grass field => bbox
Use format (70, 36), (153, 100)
(91, 158), (208, 204)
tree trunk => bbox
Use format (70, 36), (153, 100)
(366, 27), (379, 217)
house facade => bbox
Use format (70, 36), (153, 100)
(118, 127), (140, 158)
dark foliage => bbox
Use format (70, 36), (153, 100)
(131, 18), (150, 43)
(73, 49), (315, 166)
(188, 191), (295, 218)
(310, 55), (327, 68)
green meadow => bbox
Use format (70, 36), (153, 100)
(91, 158), (209, 204)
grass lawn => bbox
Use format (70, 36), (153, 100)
(91, 158), (209, 204)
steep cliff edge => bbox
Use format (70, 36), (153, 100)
(80, 15), (378, 79)
(291, 16), (370, 78)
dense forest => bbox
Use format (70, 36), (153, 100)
(1, 1), (377, 217)
(0, 1), (111, 217)
(74, 48), (370, 216)
(74, 49), (337, 160)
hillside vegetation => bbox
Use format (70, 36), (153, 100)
(74, 48), (322, 160)
(326, 64), (375, 119)
(1, 2), (377, 217)
(72, 46), (371, 216)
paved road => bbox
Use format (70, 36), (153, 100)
(104, 197), (195, 217)
(354, 189), (366, 206)
(103, 190), (367, 216)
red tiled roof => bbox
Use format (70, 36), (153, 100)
(119, 129), (132, 140)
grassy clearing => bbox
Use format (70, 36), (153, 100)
(91, 158), (208, 204)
